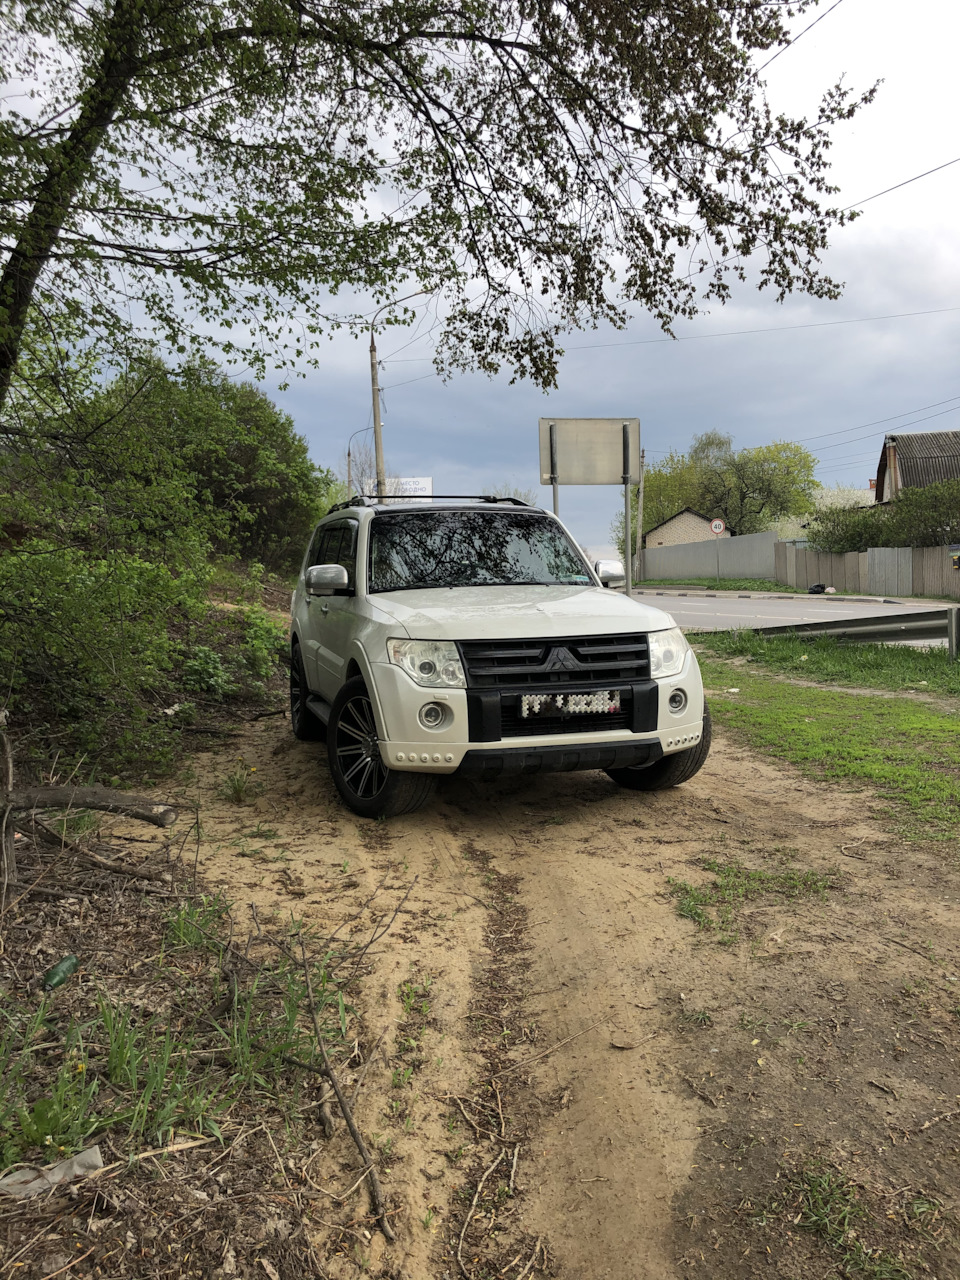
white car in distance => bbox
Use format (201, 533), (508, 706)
(289, 496), (710, 818)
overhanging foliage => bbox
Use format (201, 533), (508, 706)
(0, 0), (873, 401)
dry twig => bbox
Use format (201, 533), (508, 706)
(296, 938), (395, 1242)
(456, 1148), (506, 1278)
(490, 1017), (608, 1079)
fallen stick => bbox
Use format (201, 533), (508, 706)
(881, 936), (943, 966)
(8, 785), (178, 828)
(513, 1237), (543, 1280)
(439, 1094), (497, 1141)
(456, 1148), (506, 1278)
(298, 938), (395, 1242)
(88, 1135), (216, 1179)
(38, 1245), (95, 1280)
(490, 1017), (609, 1079)
(349, 1025), (390, 1107)
(508, 1144), (521, 1193)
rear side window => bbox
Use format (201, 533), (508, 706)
(317, 525), (343, 565)
(306, 520), (358, 588)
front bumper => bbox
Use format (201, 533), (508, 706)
(456, 740), (663, 779)
(370, 650), (704, 776)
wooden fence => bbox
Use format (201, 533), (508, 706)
(774, 543), (960, 600)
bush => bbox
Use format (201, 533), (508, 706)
(0, 344), (318, 775)
(0, 543), (209, 775)
(808, 480), (960, 553)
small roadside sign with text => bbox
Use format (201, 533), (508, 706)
(710, 518), (726, 535)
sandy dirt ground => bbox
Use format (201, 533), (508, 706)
(153, 703), (960, 1280)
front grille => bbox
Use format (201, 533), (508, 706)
(458, 633), (650, 689)
(499, 693), (633, 737)
(466, 681), (659, 742)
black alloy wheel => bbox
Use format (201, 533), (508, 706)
(331, 685), (387, 801)
(327, 677), (437, 818)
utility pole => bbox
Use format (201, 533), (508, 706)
(369, 331), (385, 497)
(368, 290), (428, 498)
(634, 448), (645, 581)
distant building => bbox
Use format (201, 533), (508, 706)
(644, 508), (730, 547)
(875, 430), (960, 502)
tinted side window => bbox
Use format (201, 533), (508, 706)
(317, 525), (343, 565)
(337, 521), (358, 588)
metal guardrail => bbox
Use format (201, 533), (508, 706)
(750, 607), (959, 660)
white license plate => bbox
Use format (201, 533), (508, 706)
(520, 690), (621, 718)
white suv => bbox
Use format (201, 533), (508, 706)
(289, 497), (710, 818)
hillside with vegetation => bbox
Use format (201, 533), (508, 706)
(0, 349), (341, 779)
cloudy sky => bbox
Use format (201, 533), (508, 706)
(265, 0), (960, 554)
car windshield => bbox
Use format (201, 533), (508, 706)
(368, 509), (593, 592)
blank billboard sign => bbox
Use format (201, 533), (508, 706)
(538, 418), (641, 485)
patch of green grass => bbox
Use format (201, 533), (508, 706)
(165, 892), (232, 951)
(694, 630), (960, 697)
(766, 1167), (914, 1279)
(219, 758), (262, 804)
(680, 1007), (713, 1027)
(637, 577), (802, 593)
(399, 976), (433, 1019)
(669, 857), (835, 944)
(0, 921), (347, 1167)
(698, 658), (960, 838)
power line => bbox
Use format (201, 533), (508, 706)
(759, 0), (846, 72)
(813, 402), (960, 452)
(845, 156), (960, 210)
(563, 305), (960, 353)
(795, 393), (960, 444)
(381, 371), (437, 391)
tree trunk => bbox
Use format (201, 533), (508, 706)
(0, 0), (141, 413)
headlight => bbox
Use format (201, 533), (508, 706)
(648, 627), (689, 679)
(387, 638), (466, 688)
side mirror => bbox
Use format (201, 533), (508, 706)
(305, 564), (349, 595)
(594, 559), (626, 589)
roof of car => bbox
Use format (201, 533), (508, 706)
(325, 495), (545, 516)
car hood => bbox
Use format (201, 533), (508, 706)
(369, 585), (676, 640)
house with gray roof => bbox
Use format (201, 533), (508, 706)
(874, 430), (960, 502)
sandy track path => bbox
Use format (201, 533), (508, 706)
(159, 718), (959, 1279)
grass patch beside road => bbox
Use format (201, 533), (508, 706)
(698, 657), (960, 839)
(636, 577), (801, 593)
(694, 630), (960, 697)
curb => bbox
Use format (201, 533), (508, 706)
(629, 589), (908, 605)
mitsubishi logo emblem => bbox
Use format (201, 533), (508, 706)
(544, 646), (580, 672)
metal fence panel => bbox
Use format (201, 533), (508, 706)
(641, 530), (776, 581)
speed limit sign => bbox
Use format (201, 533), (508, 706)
(710, 518), (726, 535)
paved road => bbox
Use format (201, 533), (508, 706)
(628, 589), (949, 632)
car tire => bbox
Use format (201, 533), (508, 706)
(290, 643), (325, 741)
(605, 704), (712, 792)
(328, 677), (437, 818)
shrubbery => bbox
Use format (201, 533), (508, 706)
(0, 343), (319, 776)
(808, 480), (960, 553)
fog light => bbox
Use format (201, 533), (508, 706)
(418, 702), (446, 729)
(668, 689), (687, 713)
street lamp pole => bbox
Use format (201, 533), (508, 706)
(368, 291), (428, 497)
(346, 426), (373, 496)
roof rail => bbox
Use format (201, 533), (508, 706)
(326, 494), (533, 514)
